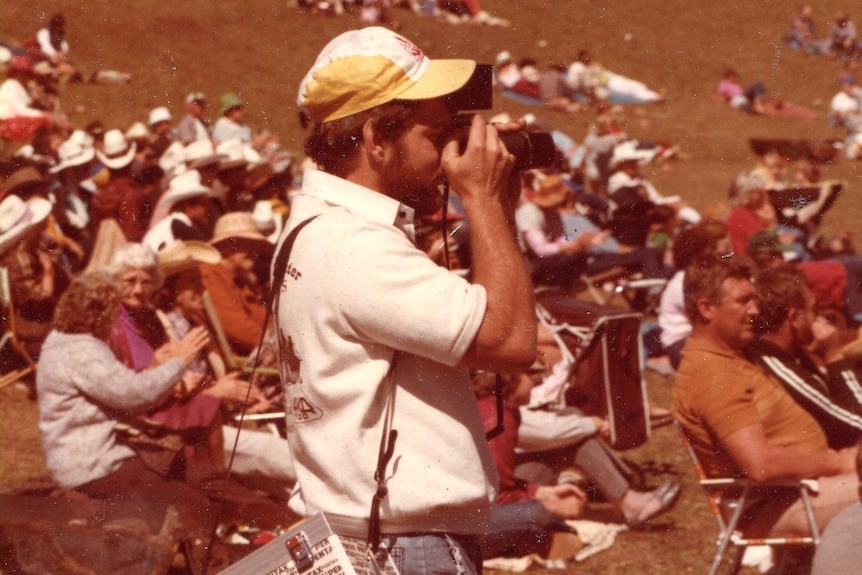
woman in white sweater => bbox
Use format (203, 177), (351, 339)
(36, 271), (214, 542)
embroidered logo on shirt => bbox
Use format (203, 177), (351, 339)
(278, 331), (323, 426)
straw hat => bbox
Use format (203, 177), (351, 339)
(3, 166), (50, 197)
(210, 211), (275, 256)
(531, 174), (570, 208)
(95, 129), (137, 169)
(158, 239), (222, 277)
(50, 137), (96, 174)
(0, 195), (52, 256)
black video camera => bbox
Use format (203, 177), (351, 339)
(444, 64), (557, 171)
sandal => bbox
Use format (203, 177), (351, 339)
(624, 479), (681, 530)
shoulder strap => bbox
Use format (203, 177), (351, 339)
(268, 216), (319, 314)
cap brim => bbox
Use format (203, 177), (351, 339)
(396, 59), (477, 102)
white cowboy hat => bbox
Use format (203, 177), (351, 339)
(216, 138), (261, 171)
(0, 195), (52, 256)
(184, 139), (227, 170)
(161, 169), (214, 208)
(158, 141), (187, 178)
(95, 129), (137, 170)
(50, 138), (96, 174)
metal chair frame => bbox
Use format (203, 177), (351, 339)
(0, 266), (37, 390)
(676, 422), (820, 575)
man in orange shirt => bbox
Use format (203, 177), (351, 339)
(672, 256), (858, 537)
(200, 211), (274, 357)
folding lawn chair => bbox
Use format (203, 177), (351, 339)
(676, 422), (820, 575)
(0, 266), (37, 390)
(201, 290), (286, 434)
(535, 288), (650, 450)
(768, 180), (845, 232)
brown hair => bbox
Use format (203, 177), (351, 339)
(53, 271), (122, 340)
(672, 219), (728, 269)
(753, 263), (808, 335)
(683, 256), (753, 324)
(303, 100), (423, 177)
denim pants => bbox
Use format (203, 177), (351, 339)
(378, 532), (482, 575)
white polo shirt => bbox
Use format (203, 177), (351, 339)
(274, 169), (497, 535)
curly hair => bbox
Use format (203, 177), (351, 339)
(303, 100), (423, 177)
(53, 271), (122, 339)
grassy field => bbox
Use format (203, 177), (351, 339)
(3, 1), (862, 573)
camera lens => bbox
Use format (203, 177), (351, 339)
(500, 132), (557, 170)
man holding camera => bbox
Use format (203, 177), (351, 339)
(274, 27), (536, 575)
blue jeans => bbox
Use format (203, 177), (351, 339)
(379, 532), (482, 575)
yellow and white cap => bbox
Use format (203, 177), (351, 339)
(298, 26), (476, 124)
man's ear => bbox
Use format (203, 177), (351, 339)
(362, 120), (388, 165)
(786, 307), (804, 328)
(696, 297), (716, 323)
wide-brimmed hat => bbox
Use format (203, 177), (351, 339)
(184, 139), (227, 170)
(158, 239), (222, 277)
(161, 169), (214, 208)
(0, 195), (52, 256)
(297, 26), (477, 124)
(158, 141), (187, 178)
(216, 138), (261, 171)
(50, 137), (96, 174)
(210, 211), (275, 255)
(531, 174), (571, 208)
(3, 166), (51, 197)
(96, 129), (137, 169)
(220, 92), (244, 115)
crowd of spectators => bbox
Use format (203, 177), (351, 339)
(2, 5), (862, 573)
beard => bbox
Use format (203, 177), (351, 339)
(379, 155), (446, 216)
(398, 183), (445, 216)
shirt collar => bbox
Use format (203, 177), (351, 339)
(300, 168), (416, 242)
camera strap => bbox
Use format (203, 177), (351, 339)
(233, 214), (398, 555)
(206, 215), (322, 574)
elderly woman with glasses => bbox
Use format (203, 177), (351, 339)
(104, 241), (295, 492)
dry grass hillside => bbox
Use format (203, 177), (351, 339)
(3, 1), (862, 574)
